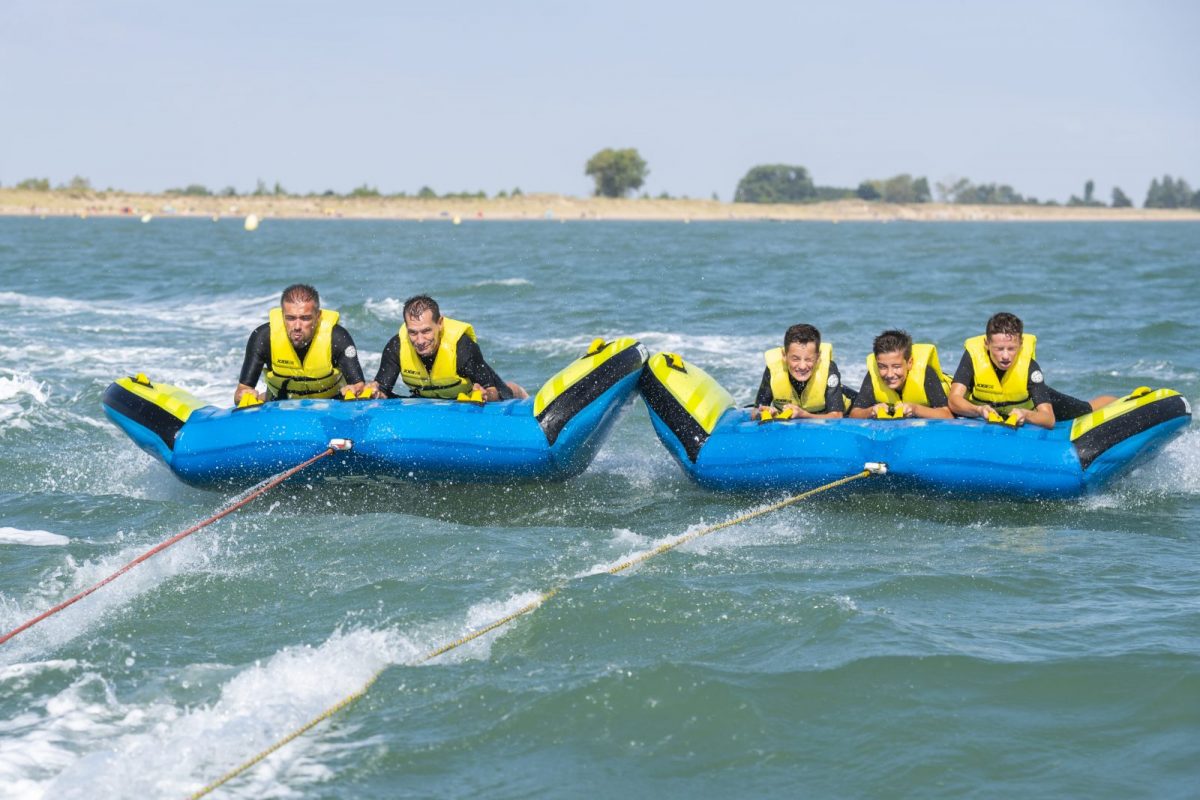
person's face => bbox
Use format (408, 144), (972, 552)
(985, 333), (1021, 371)
(785, 341), (819, 383)
(282, 299), (319, 348)
(406, 309), (442, 357)
(875, 350), (912, 390)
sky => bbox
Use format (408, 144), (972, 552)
(1, 1), (1197, 204)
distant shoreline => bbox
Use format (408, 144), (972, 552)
(2, 189), (1198, 223)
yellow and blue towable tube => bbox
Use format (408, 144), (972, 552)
(638, 352), (1191, 499)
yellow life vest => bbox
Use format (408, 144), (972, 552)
(399, 317), (477, 398)
(264, 307), (344, 400)
(765, 342), (846, 412)
(867, 343), (951, 407)
(964, 333), (1038, 412)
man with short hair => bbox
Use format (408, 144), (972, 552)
(234, 284), (366, 404)
(368, 294), (527, 401)
(948, 311), (1115, 429)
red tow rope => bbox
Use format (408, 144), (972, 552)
(1, 445), (344, 646)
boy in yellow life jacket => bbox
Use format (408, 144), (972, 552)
(752, 323), (854, 419)
(947, 311), (1116, 429)
(367, 294), (528, 402)
(848, 329), (953, 420)
(234, 284), (366, 404)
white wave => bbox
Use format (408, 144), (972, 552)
(0, 290), (279, 334)
(0, 343), (245, 409)
(0, 528), (70, 547)
(1122, 420), (1200, 496)
(0, 659), (80, 686)
(12, 588), (548, 798)
(1109, 359), (1199, 385)
(363, 297), (404, 320)
(471, 278), (532, 287)
(0, 527), (223, 661)
(0, 372), (48, 404)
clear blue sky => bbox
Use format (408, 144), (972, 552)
(2, 1), (1197, 203)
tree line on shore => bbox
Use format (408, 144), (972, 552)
(583, 148), (1200, 209)
(6, 153), (1200, 210)
(4, 176), (526, 202)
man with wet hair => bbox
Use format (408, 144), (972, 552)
(368, 294), (527, 402)
(234, 284), (366, 404)
(752, 323), (852, 418)
(849, 329), (953, 419)
(948, 311), (1115, 429)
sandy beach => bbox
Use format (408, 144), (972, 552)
(2, 188), (1198, 223)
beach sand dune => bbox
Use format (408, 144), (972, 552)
(2, 189), (1197, 223)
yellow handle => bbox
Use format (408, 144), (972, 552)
(456, 388), (485, 404)
(237, 393), (263, 408)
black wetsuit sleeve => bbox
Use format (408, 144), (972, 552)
(852, 376), (876, 409)
(823, 361), (844, 412)
(951, 351), (973, 388)
(1026, 358), (1051, 406)
(754, 367), (773, 407)
(331, 325), (365, 384)
(238, 324), (272, 387)
(457, 337), (513, 399)
(924, 366), (949, 407)
(372, 335), (402, 395)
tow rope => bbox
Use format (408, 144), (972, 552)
(188, 463), (886, 799)
(0, 439), (352, 647)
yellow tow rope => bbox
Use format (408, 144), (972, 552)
(187, 465), (884, 799)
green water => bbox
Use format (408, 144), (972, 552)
(0, 218), (1197, 798)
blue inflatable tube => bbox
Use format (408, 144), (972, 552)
(639, 352), (1192, 499)
(103, 339), (646, 489)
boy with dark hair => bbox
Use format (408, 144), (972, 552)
(849, 329), (953, 419)
(753, 323), (851, 419)
(948, 312), (1115, 429)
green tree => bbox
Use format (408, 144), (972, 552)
(1111, 187), (1132, 207)
(60, 175), (92, 192)
(169, 184), (211, 196)
(585, 148), (648, 197)
(221, 186), (238, 197)
(349, 183), (380, 197)
(855, 181), (881, 201)
(942, 178), (1030, 205)
(16, 177), (50, 191)
(273, 181), (287, 196)
(417, 186), (436, 199)
(1145, 174), (1193, 208)
(734, 164), (816, 203)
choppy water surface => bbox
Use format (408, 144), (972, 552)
(1, 217), (1197, 798)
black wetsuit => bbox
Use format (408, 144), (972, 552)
(950, 352), (1091, 420)
(372, 335), (513, 399)
(238, 323), (366, 399)
(852, 367), (949, 409)
(753, 360), (855, 411)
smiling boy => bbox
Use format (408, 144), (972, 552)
(948, 312), (1115, 429)
(849, 329), (953, 419)
(753, 323), (851, 419)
